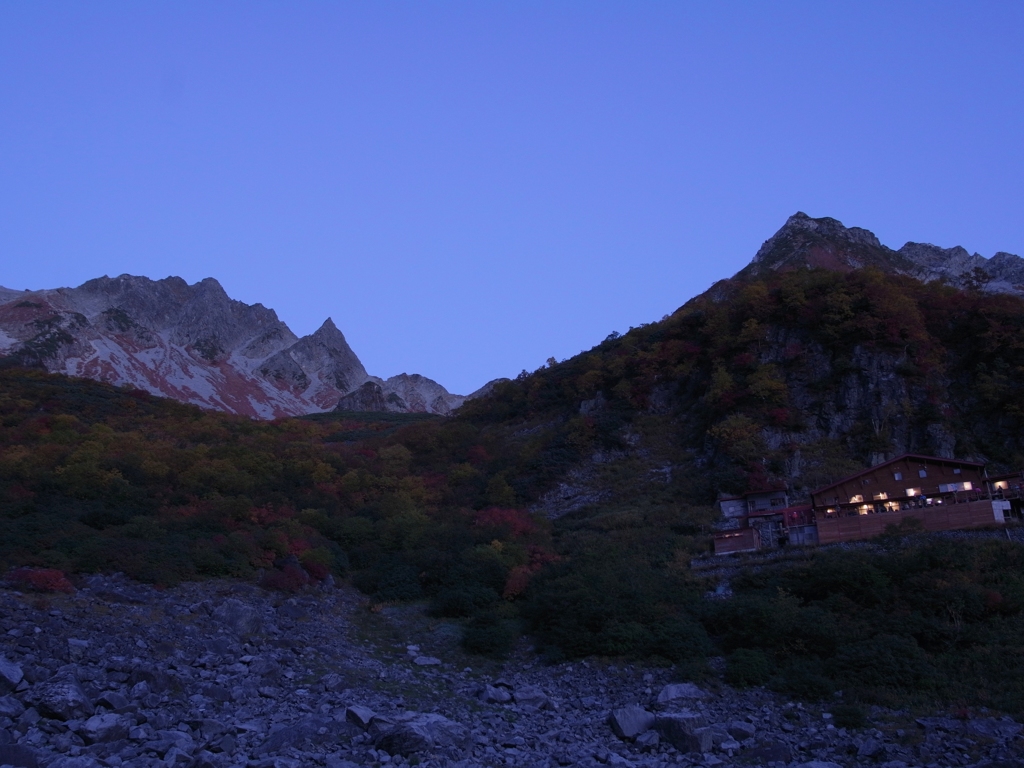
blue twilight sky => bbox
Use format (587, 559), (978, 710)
(1, 2), (1022, 395)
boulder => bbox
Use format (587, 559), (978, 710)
(94, 691), (130, 712)
(80, 713), (132, 744)
(413, 656), (441, 666)
(27, 675), (94, 720)
(635, 730), (660, 751)
(655, 683), (708, 706)
(477, 685), (512, 704)
(728, 720), (756, 741)
(965, 717), (1023, 741)
(513, 685), (552, 710)
(654, 712), (709, 752)
(345, 705), (376, 729)
(0, 657), (23, 693)
(608, 704), (655, 740)
(373, 712), (470, 757)
(0, 695), (25, 718)
(212, 598), (262, 636)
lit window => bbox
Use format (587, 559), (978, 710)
(873, 492), (888, 501)
(994, 481), (1008, 490)
(893, 472), (902, 481)
(858, 505), (871, 515)
(849, 494), (864, 503)
(906, 488), (921, 497)
(919, 469), (928, 478)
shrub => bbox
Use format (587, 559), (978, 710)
(725, 648), (774, 687)
(461, 611), (517, 657)
(6, 567), (75, 594)
(770, 658), (835, 700)
(830, 635), (933, 691)
(429, 585), (499, 618)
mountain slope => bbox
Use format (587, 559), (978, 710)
(451, 213), (1024, 516)
(0, 274), (467, 418)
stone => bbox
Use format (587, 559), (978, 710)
(373, 712), (470, 756)
(858, 736), (884, 757)
(80, 713), (131, 743)
(412, 656), (441, 666)
(608, 704), (655, 740)
(0, 744), (38, 768)
(655, 683), (708, 706)
(27, 675), (94, 720)
(0, 695), (25, 718)
(94, 691), (130, 711)
(345, 705), (376, 729)
(513, 685), (552, 710)
(654, 712), (709, 752)
(477, 685), (512, 704)
(794, 763), (844, 768)
(727, 720), (756, 741)
(48, 757), (105, 768)
(212, 598), (262, 636)
(635, 730), (660, 750)
(0, 657), (24, 693)
(965, 717), (1023, 740)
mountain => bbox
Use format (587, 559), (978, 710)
(449, 212), (1024, 517)
(741, 211), (1024, 295)
(0, 274), (468, 418)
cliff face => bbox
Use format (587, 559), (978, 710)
(0, 275), (467, 418)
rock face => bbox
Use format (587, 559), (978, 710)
(741, 211), (1024, 296)
(0, 275), (471, 418)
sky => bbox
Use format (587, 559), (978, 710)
(1, 2), (1022, 395)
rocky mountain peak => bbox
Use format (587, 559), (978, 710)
(741, 212), (1024, 297)
(0, 275), (473, 418)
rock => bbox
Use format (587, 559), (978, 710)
(635, 730), (660, 750)
(46, 757), (104, 768)
(966, 717), (1023, 740)
(477, 684), (512, 704)
(346, 705), (376, 729)
(654, 712), (709, 752)
(728, 720), (756, 741)
(655, 683), (708, 706)
(916, 716), (964, 733)
(80, 712), (131, 743)
(513, 685), (552, 709)
(259, 715), (359, 754)
(0, 657), (23, 693)
(325, 756), (363, 768)
(794, 763), (844, 768)
(27, 674), (94, 720)
(413, 656), (441, 666)
(0, 744), (38, 768)
(608, 704), (655, 740)
(212, 598), (262, 636)
(94, 691), (130, 711)
(373, 712), (470, 756)
(858, 736), (885, 757)
(0, 695), (25, 718)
